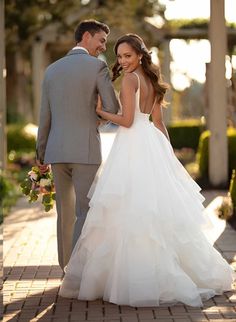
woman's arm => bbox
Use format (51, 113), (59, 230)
(96, 73), (137, 128)
(96, 61), (119, 114)
(151, 102), (170, 140)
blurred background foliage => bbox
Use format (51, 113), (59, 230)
(5, 0), (166, 54)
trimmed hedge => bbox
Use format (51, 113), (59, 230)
(229, 169), (236, 229)
(197, 127), (236, 179)
(229, 169), (236, 212)
(8, 120), (203, 152)
(167, 119), (204, 151)
(7, 124), (36, 152)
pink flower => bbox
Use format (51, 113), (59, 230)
(28, 171), (38, 181)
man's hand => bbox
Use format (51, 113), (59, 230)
(36, 159), (49, 174)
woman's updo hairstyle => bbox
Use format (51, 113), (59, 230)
(112, 33), (169, 105)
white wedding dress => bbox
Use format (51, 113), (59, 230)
(59, 72), (235, 307)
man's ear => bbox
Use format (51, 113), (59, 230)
(83, 31), (92, 42)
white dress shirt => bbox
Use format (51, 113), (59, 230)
(72, 46), (89, 54)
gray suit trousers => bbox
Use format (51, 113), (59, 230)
(51, 163), (99, 269)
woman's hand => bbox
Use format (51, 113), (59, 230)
(96, 95), (103, 115)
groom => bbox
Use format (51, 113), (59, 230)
(36, 20), (119, 270)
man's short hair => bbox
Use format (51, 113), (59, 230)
(75, 19), (110, 43)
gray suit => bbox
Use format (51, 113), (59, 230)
(36, 49), (119, 269)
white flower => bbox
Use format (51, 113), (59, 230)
(28, 171), (38, 181)
(40, 178), (52, 187)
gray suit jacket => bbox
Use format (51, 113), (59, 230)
(36, 49), (119, 164)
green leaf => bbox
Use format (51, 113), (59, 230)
(20, 179), (31, 189)
(44, 204), (52, 212)
(22, 187), (31, 195)
(42, 194), (51, 204)
(20, 181), (26, 188)
(29, 191), (38, 202)
(31, 166), (40, 174)
(31, 189), (38, 195)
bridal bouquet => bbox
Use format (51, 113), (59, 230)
(20, 166), (56, 212)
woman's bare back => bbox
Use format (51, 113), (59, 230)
(137, 72), (156, 114)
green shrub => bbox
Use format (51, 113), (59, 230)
(7, 124), (36, 152)
(228, 128), (236, 172)
(196, 130), (209, 177)
(229, 169), (236, 212)
(0, 171), (20, 224)
(167, 119), (204, 151)
(228, 169), (236, 229)
(197, 127), (236, 179)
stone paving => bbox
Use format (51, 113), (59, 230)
(3, 191), (236, 322)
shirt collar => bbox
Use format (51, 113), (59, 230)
(72, 46), (89, 54)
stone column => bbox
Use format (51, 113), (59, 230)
(15, 51), (31, 120)
(32, 36), (45, 125)
(0, 0), (6, 170)
(161, 40), (172, 125)
(208, 0), (228, 186)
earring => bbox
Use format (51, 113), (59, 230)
(139, 59), (142, 65)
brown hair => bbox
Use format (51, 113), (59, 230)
(112, 34), (169, 105)
(75, 19), (110, 43)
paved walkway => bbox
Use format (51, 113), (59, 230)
(3, 191), (236, 322)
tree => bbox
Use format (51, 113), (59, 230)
(5, 0), (83, 54)
(88, 0), (166, 48)
(5, 0), (86, 122)
(5, 0), (166, 123)
(5, 0), (165, 54)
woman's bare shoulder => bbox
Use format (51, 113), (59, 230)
(121, 72), (138, 89)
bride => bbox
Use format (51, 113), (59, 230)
(59, 33), (235, 307)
